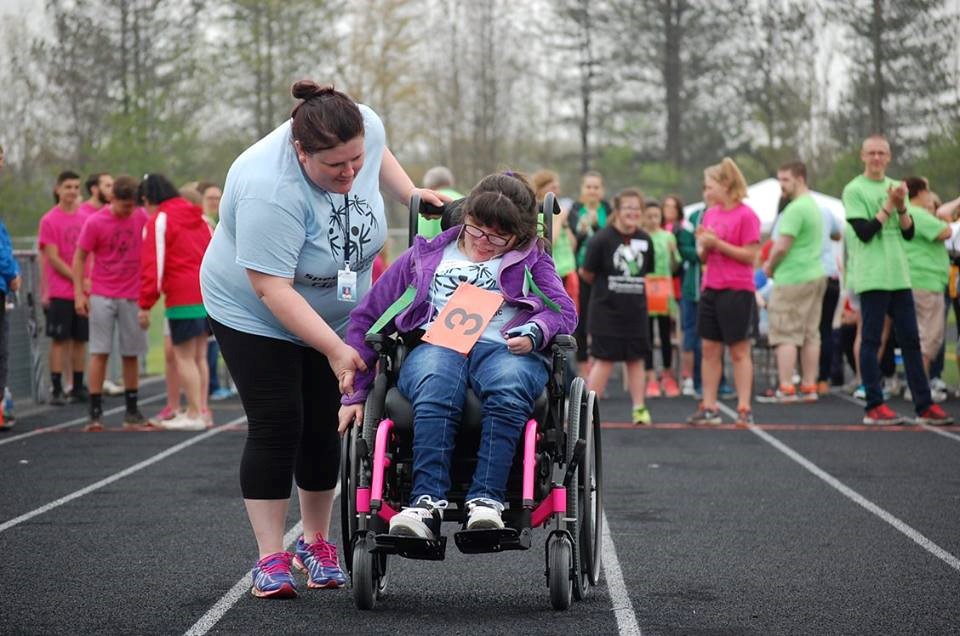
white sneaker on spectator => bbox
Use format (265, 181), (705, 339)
(931, 388), (947, 403)
(930, 377), (947, 393)
(160, 412), (207, 432)
(680, 378), (696, 397)
(102, 379), (125, 396)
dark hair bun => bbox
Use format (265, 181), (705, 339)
(291, 80), (336, 101)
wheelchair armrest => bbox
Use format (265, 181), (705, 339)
(550, 334), (577, 353)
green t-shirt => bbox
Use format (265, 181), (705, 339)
(417, 187), (463, 239)
(842, 174), (911, 292)
(904, 204), (949, 291)
(650, 229), (676, 277)
(772, 193), (824, 285)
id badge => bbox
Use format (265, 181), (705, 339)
(337, 267), (357, 303)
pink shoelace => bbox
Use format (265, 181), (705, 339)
(305, 538), (340, 568)
(258, 551), (293, 574)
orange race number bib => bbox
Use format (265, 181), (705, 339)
(645, 275), (672, 314)
(422, 283), (504, 355)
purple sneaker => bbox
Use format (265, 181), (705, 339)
(250, 551), (297, 598)
(293, 533), (346, 589)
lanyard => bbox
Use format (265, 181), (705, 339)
(321, 190), (352, 270)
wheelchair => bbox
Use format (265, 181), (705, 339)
(339, 192), (604, 610)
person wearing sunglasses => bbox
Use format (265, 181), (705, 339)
(339, 172), (577, 539)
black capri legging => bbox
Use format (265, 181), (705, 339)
(644, 314), (672, 371)
(210, 318), (341, 499)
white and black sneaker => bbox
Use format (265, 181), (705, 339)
(389, 496), (446, 540)
(465, 498), (505, 530)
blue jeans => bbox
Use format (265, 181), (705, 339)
(859, 289), (931, 412)
(680, 297), (702, 390)
(397, 341), (548, 505)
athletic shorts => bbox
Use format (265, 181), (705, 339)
(768, 277), (827, 347)
(45, 297), (89, 342)
(168, 317), (209, 345)
(698, 288), (756, 344)
(89, 295), (147, 356)
(589, 334), (649, 362)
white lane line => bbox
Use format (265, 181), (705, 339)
(601, 508), (642, 636)
(0, 392), (166, 447)
(0, 416), (244, 534)
(716, 402), (960, 574)
(184, 484), (341, 636)
(828, 389), (960, 444)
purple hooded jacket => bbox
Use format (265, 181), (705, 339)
(342, 225), (578, 405)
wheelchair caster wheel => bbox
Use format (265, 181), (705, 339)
(352, 538), (380, 610)
(547, 534), (573, 611)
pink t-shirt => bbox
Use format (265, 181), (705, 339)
(77, 201), (105, 217)
(77, 207), (148, 299)
(701, 202), (760, 292)
(37, 206), (92, 300)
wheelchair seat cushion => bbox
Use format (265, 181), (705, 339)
(385, 386), (549, 433)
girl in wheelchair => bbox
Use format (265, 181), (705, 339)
(339, 172), (577, 540)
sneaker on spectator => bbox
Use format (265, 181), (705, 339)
(735, 406), (754, 427)
(251, 551), (297, 598)
(632, 405), (652, 425)
(50, 388), (67, 406)
(816, 380), (830, 396)
(293, 533), (346, 589)
(661, 372), (681, 398)
(680, 377), (696, 397)
(149, 406), (179, 427)
(0, 408), (9, 431)
(915, 404), (952, 426)
(160, 412), (207, 432)
(755, 387), (779, 403)
(930, 377), (947, 393)
(931, 388), (948, 403)
(2, 389), (15, 425)
(718, 382), (736, 400)
(102, 379), (125, 396)
(646, 379), (661, 398)
(465, 498), (505, 530)
(84, 407), (104, 432)
(852, 385), (866, 400)
(776, 385), (798, 403)
(68, 385), (89, 404)
(123, 409), (157, 431)
(863, 403), (903, 426)
(798, 384), (819, 403)
(201, 409), (214, 428)
(883, 376), (902, 398)
(687, 404), (722, 426)
(389, 496), (445, 540)
(209, 387), (235, 401)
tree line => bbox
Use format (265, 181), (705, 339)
(1, 0), (958, 238)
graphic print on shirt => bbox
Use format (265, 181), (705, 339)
(106, 228), (140, 278)
(328, 194), (380, 271)
(609, 240), (648, 294)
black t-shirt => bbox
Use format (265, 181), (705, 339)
(582, 225), (655, 337)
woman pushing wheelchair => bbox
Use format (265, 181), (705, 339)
(339, 172), (578, 539)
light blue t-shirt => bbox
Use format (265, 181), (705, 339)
(422, 241), (517, 344)
(200, 105), (387, 343)
(820, 206), (841, 278)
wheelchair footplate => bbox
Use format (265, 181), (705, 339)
(374, 533), (447, 560)
(454, 527), (532, 554)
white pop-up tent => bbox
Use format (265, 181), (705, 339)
(684, 178), (845, 235)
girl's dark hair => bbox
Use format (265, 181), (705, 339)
(463, 172), (541, 249)
(290, 80), (364, 154)
(138, 173), (180, 205)
(663, 194), (684, 223)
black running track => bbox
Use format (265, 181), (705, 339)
(2, 377), (959, 635)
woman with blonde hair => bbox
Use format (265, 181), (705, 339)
(687, 158), (760, 426)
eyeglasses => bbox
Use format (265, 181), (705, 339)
(462, 223), (512, 246)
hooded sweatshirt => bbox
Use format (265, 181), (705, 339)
(140, 196), (213, 318)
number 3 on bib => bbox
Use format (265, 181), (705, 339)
(423, 283), (503, 355)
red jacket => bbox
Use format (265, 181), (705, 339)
(140, 197), (212, 311)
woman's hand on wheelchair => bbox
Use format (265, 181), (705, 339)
(331, 344), (367, 396)
(338, 404), (364, 435)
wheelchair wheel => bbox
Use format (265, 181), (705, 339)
(352, 536), (379, 610)
(564, 377), (589, 600)
(339, 425), (358, 573)
(582, 389), (604, 587)
(548, 534), (573, 610)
